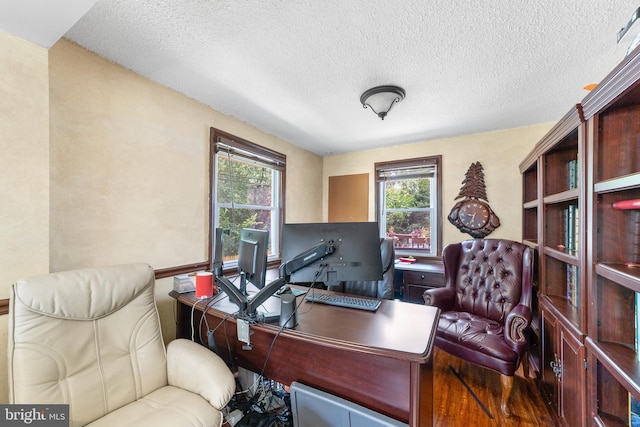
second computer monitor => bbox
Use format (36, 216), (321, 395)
(281, 222), (383, 284)
(237, 228), (269, 290)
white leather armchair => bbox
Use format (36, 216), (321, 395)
(8, 263), (236, 427)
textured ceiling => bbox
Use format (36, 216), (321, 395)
(2, 1), (638, 155)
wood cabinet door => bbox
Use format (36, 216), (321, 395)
(540, 305), (559, 411)
(558, 325), (586, 427)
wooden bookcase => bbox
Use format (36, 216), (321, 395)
(520, 105), (587, 426)
(582, 46), (640, 427)
(522, 45), (640, 426)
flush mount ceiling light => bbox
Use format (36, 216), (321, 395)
(360, 85), (406, 120)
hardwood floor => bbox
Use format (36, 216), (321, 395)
(432, 348), (559, 427)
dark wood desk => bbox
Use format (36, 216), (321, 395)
(170, 287), (440, 426)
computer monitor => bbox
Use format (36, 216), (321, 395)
(214, 227), (283, 322)
(281, 222), (383, 284)
(237, 228), (269, 292)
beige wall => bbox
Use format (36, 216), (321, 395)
(322, 123), (554, 248)
(49, 39), (323, 272)
(0, 36), (323, 403)
(0, 33), (50, 296)
(0, 32), (50, 404)
(48, 38), (323, 344)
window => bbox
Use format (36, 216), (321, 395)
(375, 156), (442, 257)
(211, 128), (285, 266)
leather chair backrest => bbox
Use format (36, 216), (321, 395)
(343, 238), (395, 299)
(450, 239), (526, 324)
(8, 264), (167, 425)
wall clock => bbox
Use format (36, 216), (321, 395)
(448, 162), (500, 238)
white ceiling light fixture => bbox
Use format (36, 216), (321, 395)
(360, 85), (406, 120)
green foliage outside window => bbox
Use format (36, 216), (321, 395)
(384, 177), (432, 237)
(216, 155), (274, 259)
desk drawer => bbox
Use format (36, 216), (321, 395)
(402, 270), (445, 304)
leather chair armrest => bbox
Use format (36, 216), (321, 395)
(166, 338), (236, 410)
(423, 287), (456, 310)
(504, 304), (531, 352)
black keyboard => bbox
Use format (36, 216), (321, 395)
(304, 293), (381, 312)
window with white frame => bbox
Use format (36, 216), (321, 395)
(375, 156), (442, 257)
(211, 128), (285, 266)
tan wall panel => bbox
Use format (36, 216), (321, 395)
(0, 32), (50, 403)
(328, 173), (368, 222)
(48, 39), (323, 271)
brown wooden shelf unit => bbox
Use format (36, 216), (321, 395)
(521, 45), (640, 426)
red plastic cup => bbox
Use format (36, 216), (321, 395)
(195, 272), (214, 299)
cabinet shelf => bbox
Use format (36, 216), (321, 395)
(543, 246), (579, 265)
(596, 263), (640, 292)
(544, 188), (580, 204)
(588, 339), (640, 393)
(595, 412), (626, 427)
(542, 295), (581, 329)
(594, 173), (640, 194)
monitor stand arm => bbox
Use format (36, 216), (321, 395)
(213, 242), (334, 321)
(212, 228), (335, 316)
(212, 237), (335, 349)
(214, 275), (249, 314)
(245, 241), (336, 318)
(279, 241), (335, 281)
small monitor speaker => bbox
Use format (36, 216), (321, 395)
(279, 293), (298, 328)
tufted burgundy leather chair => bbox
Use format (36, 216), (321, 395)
(423, 239), (533, 415)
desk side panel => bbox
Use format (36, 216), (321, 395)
(250, 330), (412, 422)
